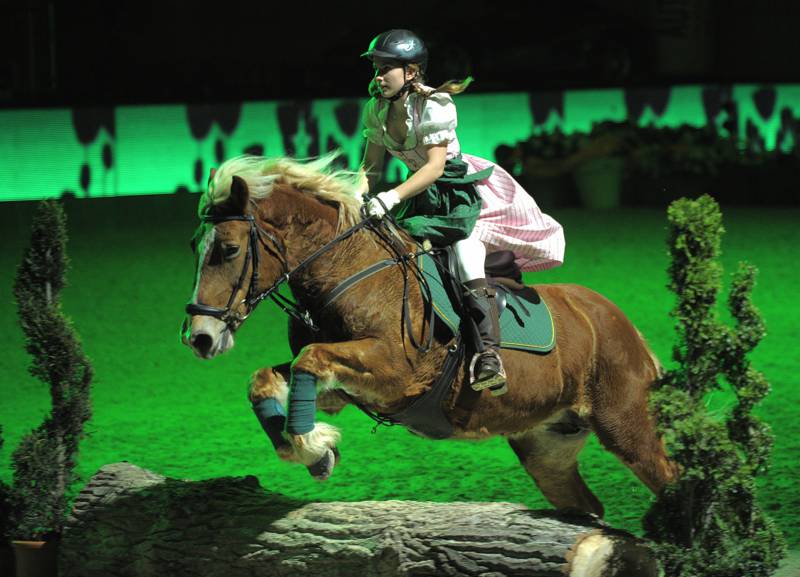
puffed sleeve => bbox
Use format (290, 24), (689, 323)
(418, 92), (457, 146)
(362, 97), (384, 145)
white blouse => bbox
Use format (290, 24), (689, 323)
(362, 89), (462, 171)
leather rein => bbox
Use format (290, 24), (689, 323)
(185, 207), (436, 353)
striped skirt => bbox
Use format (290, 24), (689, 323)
(462, 153), (565, 272)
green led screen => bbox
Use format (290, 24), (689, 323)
(1, 85), (798, 201)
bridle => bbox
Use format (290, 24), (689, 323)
(186, 213), (290, 329)
(185, 203), (436, 353)
(186, 210), (375, 334)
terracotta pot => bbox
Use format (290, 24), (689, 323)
(11, 540), (58, 577)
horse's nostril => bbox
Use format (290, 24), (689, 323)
(191, 333), (214, 357)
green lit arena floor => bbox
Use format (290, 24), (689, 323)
(0, 195), (797, 552)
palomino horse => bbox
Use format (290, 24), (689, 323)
(182, 154), (677, 517)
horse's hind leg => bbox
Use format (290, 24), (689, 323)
(589, 386), (678, 494)
(508, 410), (604, 517)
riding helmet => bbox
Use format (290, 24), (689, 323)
(361, 29), (428, 72)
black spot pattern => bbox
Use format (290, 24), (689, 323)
(753, 87), (777, 121)
(777, 107), (796, 151)
(72, 107), (116, 144)
(194, 158), (204, 187)
(528, 91), (564, 127)
(701, 85), (739, 136)
(80, 164), (91, 195)
(186, 103), (242, 191)
(71, 107), (116, 197)
(186, 103), (243, 140)
(278, 102), (319, 156)
(624, 87), (672, 123)
(102, 143), (113, 170)
(243, 144), (264, 156)
(334, 101), (361, 137)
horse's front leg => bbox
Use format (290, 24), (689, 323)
(249, 363), (347, 466)
(283, 338), (388, 479)
(249, 339), (372, 480)
(249, 363), (297, 463)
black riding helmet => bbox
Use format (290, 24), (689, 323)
(361, 29), (428, 73)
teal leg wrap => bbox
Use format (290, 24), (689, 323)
(252, 398), (288, 450)
(286, 370), (317, 435)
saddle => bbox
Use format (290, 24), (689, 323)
(385, 249), (555, 440)
(420, 248), (554, 354)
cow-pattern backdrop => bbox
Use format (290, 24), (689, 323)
(1, 84), (797, 201)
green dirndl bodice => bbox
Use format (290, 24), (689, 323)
(392, 155), (493, 246)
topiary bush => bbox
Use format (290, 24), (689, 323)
(1, 200), (93, 541)
(643, 195), (785, 577)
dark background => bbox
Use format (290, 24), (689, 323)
(3, 0), (800, 107)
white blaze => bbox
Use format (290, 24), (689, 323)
(191, 226), (216, 305)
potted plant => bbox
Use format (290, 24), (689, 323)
(518, 127), (581, 207)
(626, 124), (739, 206)
(0, 434), (15, 576)
(1, 201), (93, 577)
(570, 121), (629, 209)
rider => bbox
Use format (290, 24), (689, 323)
(360, 29), (565, 397)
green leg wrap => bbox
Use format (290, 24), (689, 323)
(286, 370), (317, 435)
(252, 398), (288, 450)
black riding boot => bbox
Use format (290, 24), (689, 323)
(462, 278), (507, 396)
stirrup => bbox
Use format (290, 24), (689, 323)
(469, 350), (507, 396)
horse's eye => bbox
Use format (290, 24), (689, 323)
(223, 245), (240, 260)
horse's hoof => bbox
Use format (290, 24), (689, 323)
(307, 448), (337, 481)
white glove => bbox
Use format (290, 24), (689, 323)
(366, 189), (401, 219)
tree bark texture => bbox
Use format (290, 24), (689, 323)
(59, 462), (658, 577)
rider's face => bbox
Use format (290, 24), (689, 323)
(372, 59), (413, 98)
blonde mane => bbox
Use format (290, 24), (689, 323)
(200, 152), (367, 231)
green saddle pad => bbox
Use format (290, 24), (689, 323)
(417, 253), (555, 353)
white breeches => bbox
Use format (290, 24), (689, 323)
(452, 228), (486, 283)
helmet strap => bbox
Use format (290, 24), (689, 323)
(385, 65), (414, 102)
(386, 83), (412, 102)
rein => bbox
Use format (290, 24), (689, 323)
(187, 211), (372, 331)
(186, 207), (436, 353)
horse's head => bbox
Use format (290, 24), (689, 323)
(181, 154), (367, 359)
(182, 172), (287, 359)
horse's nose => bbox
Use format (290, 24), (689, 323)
(191, 332), (214, 358)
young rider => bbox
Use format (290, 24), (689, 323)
(360, 29), (565, 396)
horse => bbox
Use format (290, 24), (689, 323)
(181, 153), (678, 517)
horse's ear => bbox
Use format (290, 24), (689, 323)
(229, 176), (250, 213)
(207, 168), (217, 186)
